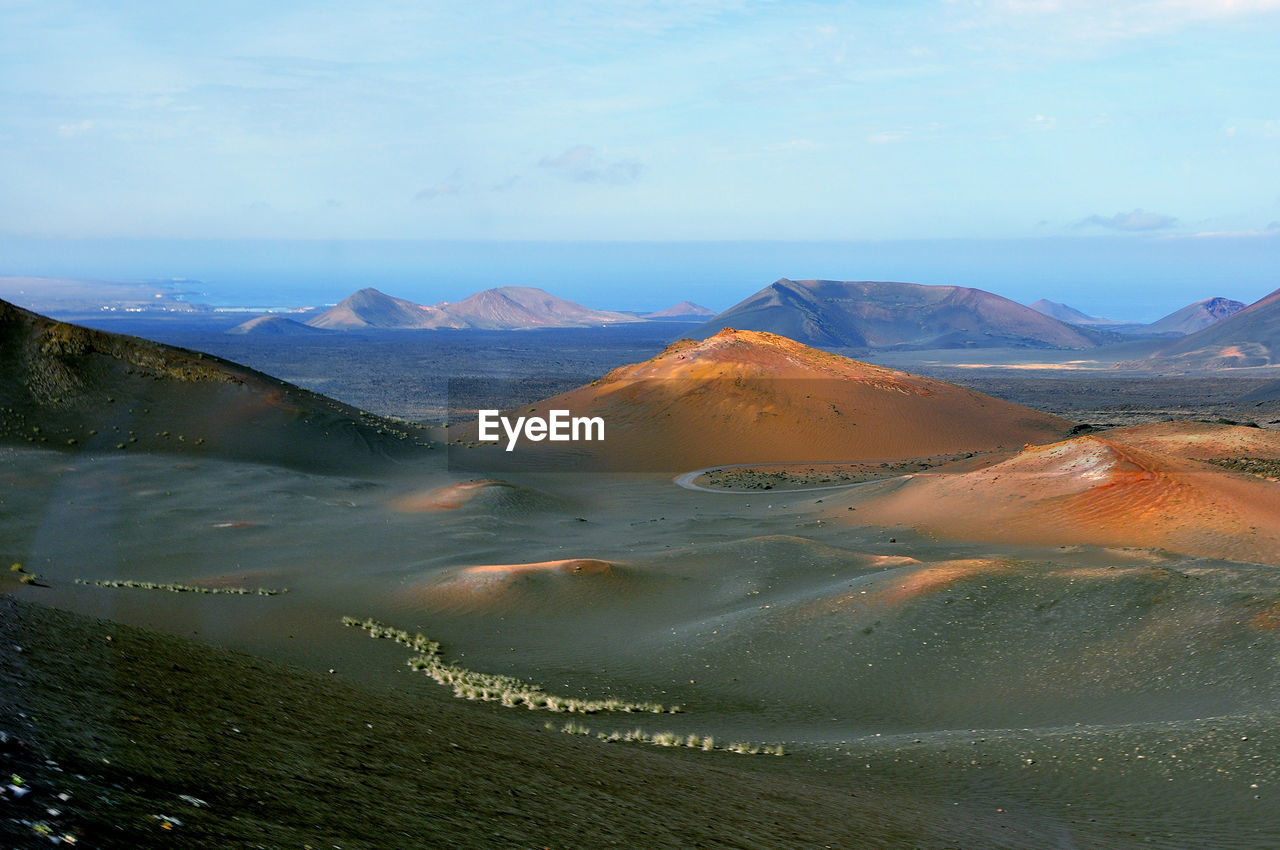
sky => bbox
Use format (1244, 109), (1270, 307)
(1, 0), (1278, 315)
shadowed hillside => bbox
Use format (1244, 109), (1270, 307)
(1129, 288), (1280, 369)
(689, 279), (1100, 349)
(1141, 296), (1246, 337)
(227, 315), (328, 335)
(2, 597), (1054, 849)
(0, 299), (430, 472)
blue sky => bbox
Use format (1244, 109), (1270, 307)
(1, 1), (1278, 314)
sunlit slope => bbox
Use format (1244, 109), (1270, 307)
(846, 434), (1280, 564)
(0, 298), (429, 471)
(450, 328), (1073, 471)
(1104, 420), (1280, 460)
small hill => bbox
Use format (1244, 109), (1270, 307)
(0, 298), (428, 471)
(306, 286), (639, 331)
(1127, 288), (1280, 369)
(306, 287), (451, 330)
(449, 328), (1073, 471)
(1104, 420), (1280, 459)
(1141, 297), (1247, 337)
(643, 301), (716, 320)
(439, 286), (637, 329)
(227, 315), (327, 335)
(690, 279), (1098, 350)
(845, 434), (1280, 564)
(1029, 299), (1122, 326)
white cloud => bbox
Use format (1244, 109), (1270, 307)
(56, 119), (94, 137)
(867, 130), (907, 145)
(414, 183), (459, 201)
(762, 139), (824, 153)
(1076, 208), (1178, 230)
(538, 145), (644, 184)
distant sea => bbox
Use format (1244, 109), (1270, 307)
(1, 235), (1277, 322)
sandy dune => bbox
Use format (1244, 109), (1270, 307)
(399, 558), (627, 612)
(1105, 420), (1280, 459)
(388, 479), (563, 513)
(845, 434), (1280, 564)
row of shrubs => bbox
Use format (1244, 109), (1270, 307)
(343, 616), (679, 714)
(559, 721), (784, 755)
(75, 578), (286, 596)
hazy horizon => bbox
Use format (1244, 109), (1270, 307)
(4, 233), (1278, 322)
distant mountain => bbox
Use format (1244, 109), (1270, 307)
(306, 286), (640, 331)
(1141, 297), (1246, 337)
(227, 315), (327, 335)
(689, 279), (1098, 349)
(0, 298), (427, 471)
(1127, 288), (1280, 369)
(643, 301), (716, 320)
(438, 286), (638, 330)
(307, 288), (451, 330)
(1029, 299), (1122, 327)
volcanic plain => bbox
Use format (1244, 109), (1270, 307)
(5, 304), (1280, 848)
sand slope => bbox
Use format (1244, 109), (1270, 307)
(401, 558), (631, 612)
(451, 328), (1073, 471)
(847, 434), (1280, 564)
(388, 479), (565, 514)
(1104, 420), (1280, 459)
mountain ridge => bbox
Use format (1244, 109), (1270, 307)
(690, 279), (1099, 350)
(307, 286), (640, 331)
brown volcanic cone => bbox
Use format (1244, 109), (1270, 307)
(846, 434), (1280, 564)
(0, 298), (428, 471)
(307, 287), (452, 330)
(450, 328), (1073, 471)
